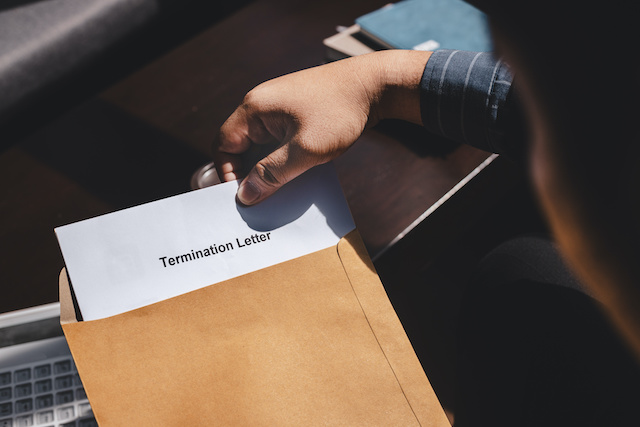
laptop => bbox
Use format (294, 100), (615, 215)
(0, 303), (97, 427)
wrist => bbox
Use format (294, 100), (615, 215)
(369, 49), (432, 125)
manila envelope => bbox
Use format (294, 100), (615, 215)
(60, 230), (449, 426)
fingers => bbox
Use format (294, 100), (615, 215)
(212, 109), (249, 182)
(237, 142), (319, 205)
(212, 103), (278, 182)
(212, 151), (242, 183)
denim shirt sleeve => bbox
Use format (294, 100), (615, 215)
(420, 50), (525, 160)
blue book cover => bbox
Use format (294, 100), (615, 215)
(355, 0), (492, 51)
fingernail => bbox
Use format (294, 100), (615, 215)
(237, 180), (261, 205)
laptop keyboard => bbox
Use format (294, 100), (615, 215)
(0, 355), (96, 427)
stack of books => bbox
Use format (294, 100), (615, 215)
(323, 0), (492, 61)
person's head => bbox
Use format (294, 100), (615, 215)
(471, 0), (640, 354)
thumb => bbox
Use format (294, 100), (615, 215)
(236, 143), (317, 205)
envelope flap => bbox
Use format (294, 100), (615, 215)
(337, 230), (450, 426)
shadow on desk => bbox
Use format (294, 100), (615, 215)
(0, 99), (211, 314)
(374, 159), (549, 415)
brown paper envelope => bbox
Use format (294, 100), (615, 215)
(60, 230), (449, 426)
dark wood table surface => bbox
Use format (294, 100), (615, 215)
(0, 0), (493, 313)
(0, 0), (530, 416)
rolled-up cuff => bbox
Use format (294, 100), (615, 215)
(420, 49), (517, 154)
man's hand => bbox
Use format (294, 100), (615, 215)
(213, 50), (431, 205)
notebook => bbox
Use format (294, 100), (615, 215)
(0, 303), (97, 427)
(355, 0), (493, 51)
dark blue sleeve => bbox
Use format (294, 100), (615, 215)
(420, 50), (525, 160)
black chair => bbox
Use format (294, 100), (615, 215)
(0, 0), (251, 148)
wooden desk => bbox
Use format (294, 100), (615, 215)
(0, 0), (493, 312)
(0, 0), (524, 416)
